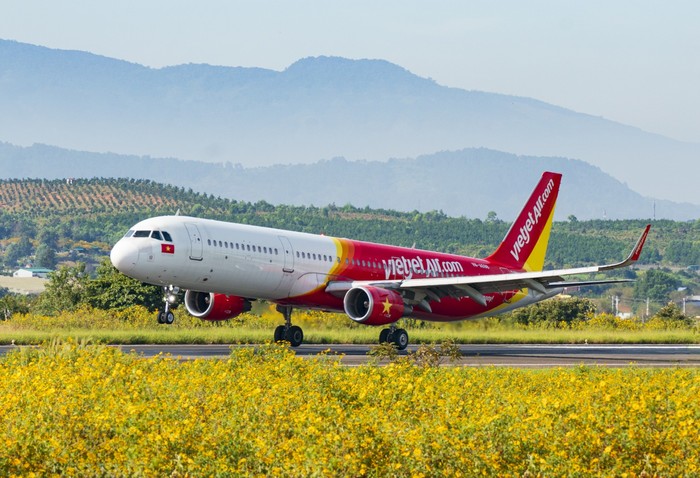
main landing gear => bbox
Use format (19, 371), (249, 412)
(274, 305), (304, 347)
(157, 285), (179, 325)
(379, 326), (409, 351)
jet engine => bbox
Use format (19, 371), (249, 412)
(343, 286), (405, 326)
(184, 291), (251, 321)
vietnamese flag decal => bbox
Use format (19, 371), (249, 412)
(161, 243), (175, 254)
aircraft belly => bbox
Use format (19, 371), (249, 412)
(289, 273), (329, 297)
(191, 252), (284, 298)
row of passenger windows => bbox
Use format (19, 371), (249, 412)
(126, 230), (173, 242)
(208, 238), (280, 255)
(205, 238), (457, 277)
(296, 251), (339, 263)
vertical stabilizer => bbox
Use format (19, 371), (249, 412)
(486, 172), (561, 272)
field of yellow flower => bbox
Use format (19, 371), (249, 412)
(1, 341), (698, 476)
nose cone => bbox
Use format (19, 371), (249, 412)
(110, 240), (139, 274)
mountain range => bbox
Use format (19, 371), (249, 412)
(0, 39), (698, 208)
(1, 142), (696, 221)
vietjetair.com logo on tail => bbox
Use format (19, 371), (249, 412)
(509, 177), (556, 263)
(487, 172), (561, 272)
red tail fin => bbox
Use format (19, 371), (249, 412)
(486, 172), (561, 272)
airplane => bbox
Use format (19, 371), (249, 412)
(110, 171), (650, 350)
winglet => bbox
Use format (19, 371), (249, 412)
(600, 224), (651, 271)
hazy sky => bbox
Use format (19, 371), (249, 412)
(3, 0), (699, 143)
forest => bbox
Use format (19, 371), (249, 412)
(1, 178), (699, 271)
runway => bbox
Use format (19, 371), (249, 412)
(2, 343), (698, 367)
(113, 343), (700, 367)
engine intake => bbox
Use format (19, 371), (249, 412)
(184, 291), (251, 321)
(343, 286), (404, 326)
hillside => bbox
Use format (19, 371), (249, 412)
(0, 178), (182, 214)
(1, 39), (698, 204)
(2, 143), (699, 221)
(2, 178), (700, 271)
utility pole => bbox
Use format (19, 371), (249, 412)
(612, 295), (619, 316)
(646, 298), (650, 320)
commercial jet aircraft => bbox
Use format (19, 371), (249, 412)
(110, 172), (650, 349)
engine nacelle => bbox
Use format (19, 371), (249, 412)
(343, 286), (405, 326)
(184, 291), (251, 321)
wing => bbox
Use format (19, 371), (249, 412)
(326, 225), (650, 311)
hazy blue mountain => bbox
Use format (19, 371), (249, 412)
(0, 39), (698, 204)
(1, 142), (694, 220)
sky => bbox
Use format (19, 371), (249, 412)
(2, 0), (699, 143)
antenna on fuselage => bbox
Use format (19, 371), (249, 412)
(175, 209), (181, 216)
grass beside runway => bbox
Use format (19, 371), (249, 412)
(0, 325), (698, 345)
(0, 305), (698, 345)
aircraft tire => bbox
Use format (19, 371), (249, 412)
(274, 325), (286, 342)
(165, 312), (175, 325)
(391, 329), (409, 351)
(157, 312), (166, 324)
(286, 325), (304, 347)
(379, 328), (391, 343)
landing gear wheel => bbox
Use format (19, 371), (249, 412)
(274, 325), (286, 343)
(286, 325), (304, 347)
(379, 328), (391, 343)
(274, 305), (304, 347)
(390, 328), (409, 351)
(158, 285), (180, 325)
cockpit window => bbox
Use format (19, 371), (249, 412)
(162, 231), (173, 242)
(151, 231), (163, 241)
(123, 230), (135, 238)
(133, 230), (151, 238)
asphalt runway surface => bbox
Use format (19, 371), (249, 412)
(114, 344), (700, 367)
(2, 344), (699, 367)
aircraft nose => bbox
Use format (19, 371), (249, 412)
(110, 240), (139, 273)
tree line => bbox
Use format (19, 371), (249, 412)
(0, 178), (698, 271)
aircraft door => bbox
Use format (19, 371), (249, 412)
(185, 223), (204, 261)
(278, 236), (294, 273)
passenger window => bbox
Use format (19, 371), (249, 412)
(133, 230), (150, 238)
(258, 246), (262, 253)
(246, 245), (251, 251)
(296, 251), (300, 258)
(225, 242), (229, 249)
(207, 239), (211, 246)
(275, 248), (279, 255)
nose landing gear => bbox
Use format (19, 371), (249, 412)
(157, 285), (179, 325)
